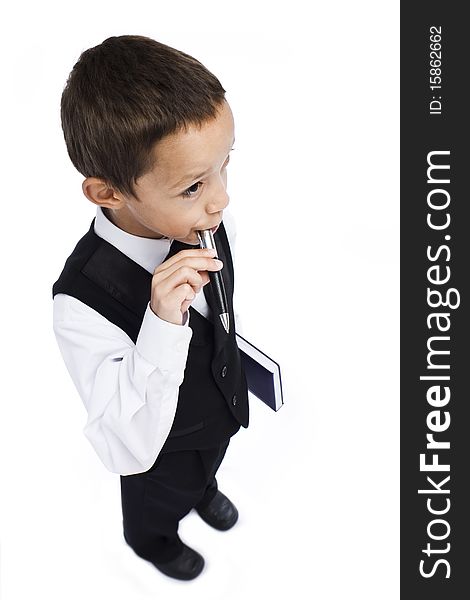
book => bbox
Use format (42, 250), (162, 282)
(236, 333), (284, 411)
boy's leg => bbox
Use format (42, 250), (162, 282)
(120, 448), (203, 563)
(194, 438), (230, 511)
(120, 439), (230, 564)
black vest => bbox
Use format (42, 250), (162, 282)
(52, 219), (249, 454)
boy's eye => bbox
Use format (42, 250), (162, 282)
(181, 151), (233, 198)
(182, 181), (202, 198)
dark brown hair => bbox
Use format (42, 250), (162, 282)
(61, 35), (226, 199)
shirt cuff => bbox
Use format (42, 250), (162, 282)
(136, 303), (193, 372)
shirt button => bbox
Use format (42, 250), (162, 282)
(232, 394), (237, 406)
(221, 365), (228, 378)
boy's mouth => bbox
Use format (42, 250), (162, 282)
(192, 222), (220, 244)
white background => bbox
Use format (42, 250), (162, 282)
(0, 1), (399, 598)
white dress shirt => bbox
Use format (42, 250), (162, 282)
(53, 207), (241, 476)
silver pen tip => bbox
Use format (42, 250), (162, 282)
(219, 313), (230, 334)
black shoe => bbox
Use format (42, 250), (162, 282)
(195, 490), (239, 531)
(152, 543), (205, 581)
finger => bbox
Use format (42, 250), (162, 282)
(169, 282), (197, 307)
(180, 299), (192, 313)
(156, 248), (216, 273)
(155, 266), (208, 298)
(155, 256), (223, 283)
(200, 272), (211, 286)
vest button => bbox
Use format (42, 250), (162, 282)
(221, 365), (228, 378)
(232, 394), (237, 406)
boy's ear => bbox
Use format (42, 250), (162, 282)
(82, 177), (126, 209)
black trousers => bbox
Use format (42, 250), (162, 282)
(120, 439), (230, 563)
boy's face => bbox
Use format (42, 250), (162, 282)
(86, 100), (235, 245)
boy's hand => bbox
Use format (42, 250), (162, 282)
(151, 248), (223, 325)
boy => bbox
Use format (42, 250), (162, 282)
(52, 35), (249, 581)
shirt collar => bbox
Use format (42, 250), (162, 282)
(93, 206), (173, 275)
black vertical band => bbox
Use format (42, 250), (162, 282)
(401, 3), (469, 597)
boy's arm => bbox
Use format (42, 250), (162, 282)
(53, 293), (192, 475)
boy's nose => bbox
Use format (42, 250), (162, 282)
(207, 185), (229, 214)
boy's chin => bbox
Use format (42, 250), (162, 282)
(173, 234), (200, 246)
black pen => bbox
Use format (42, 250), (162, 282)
(197, 229), (230, 334)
